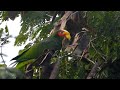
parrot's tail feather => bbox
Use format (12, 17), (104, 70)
(10, 48), (30, 61)
(9, 61), (18, 67)
(10, 55), (20, 61)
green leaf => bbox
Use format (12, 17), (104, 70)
(5, 25), (9, 35)
(0, 64), (7, 67)
(1, 11), (8, 21)
(0, 28), (3, 38)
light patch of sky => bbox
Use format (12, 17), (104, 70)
(0, 15), (25, 67)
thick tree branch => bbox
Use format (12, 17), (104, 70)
(49, 59), (61, 79)
(50, 11), (73, 34)
(86, 62), (99, 79)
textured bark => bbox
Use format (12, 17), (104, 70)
(49, 59), (61, 79)
(86, 62), (99, 79)
(40, 64), (54, 79)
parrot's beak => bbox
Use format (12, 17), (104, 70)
(63, 30), (71, 40)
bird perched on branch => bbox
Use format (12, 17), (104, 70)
(11, 29), (71, 67)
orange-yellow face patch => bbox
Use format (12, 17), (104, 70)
(58, 30), (71, 40)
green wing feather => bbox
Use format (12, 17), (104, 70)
(11, 35), (63, 64)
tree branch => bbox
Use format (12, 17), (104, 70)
(0, 46), (6, 64)
(86, 61), (99, 79)
(49, 59), (61, 79)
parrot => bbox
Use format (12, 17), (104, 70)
(10, 29), (71, 66)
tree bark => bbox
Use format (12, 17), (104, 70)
(49, 59), (61, 79)
(86, 62), (99, 79)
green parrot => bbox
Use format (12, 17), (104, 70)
(11, 29), (71, 66)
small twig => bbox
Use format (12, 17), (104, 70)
(90, 42), (107, 61)
(39, 51), (52, 65)
(86, 58), (95, 64)
(0, 45), (5, 64)
(25, 68), (33, 73)
(79, 49), (86, 62)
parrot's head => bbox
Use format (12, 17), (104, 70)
(57, 29), (71, 40)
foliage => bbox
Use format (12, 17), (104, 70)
(14, 11), (57, 46)
(55, 11), (120, 79)
(86, 11), (120, 78)
(0, 11), (120, 79)
(0, 64), (25, 79)
(0, 24), (12, 65)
